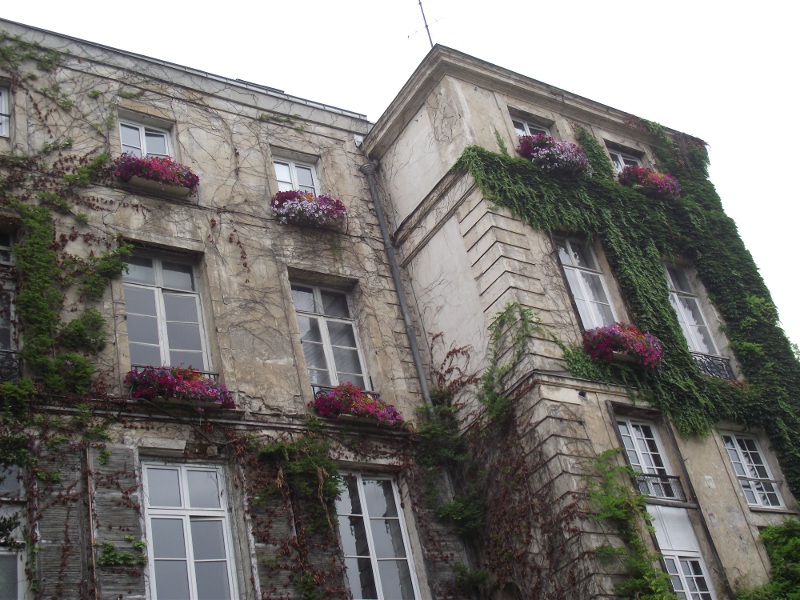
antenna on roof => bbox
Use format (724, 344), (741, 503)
(418, 0), (434, 48)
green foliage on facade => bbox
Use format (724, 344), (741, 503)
(736, 518), (800, 599)
(453, 131), (800, 497)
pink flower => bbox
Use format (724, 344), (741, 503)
(618, 166), (680, 199)
(271, 190), (346, 227)
(309, 382), (404, 428)
(582, 323), (664, 370)
(125, 365), (235, 409)
(113, 154), (200, 193)
(517, 134), (592, 178)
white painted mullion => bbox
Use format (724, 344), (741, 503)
(356, 474), (386, 600)
(389, 479), (422, 600)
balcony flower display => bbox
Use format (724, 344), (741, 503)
(309, 382), (404, 428)
(124, 365), (235, 410)
(517, 134), (591, 178)
(618, 166), (681, 200)
(271, 190), (346, 227)
(113, 153), (200, 194)
(583, 323), (664, 370)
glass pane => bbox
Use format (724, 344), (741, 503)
(169, 349), (204, 369)
(291, 285), (316, 313)
(337, 374), (365, 388)
(563, 269), (585, 301)
(154, 560), (191, 600)
(167, 322), (203, 352)
(130, 343), (163, 366)
(124, 256), (155, 285)
(0, 465), (20, 495)
(123, 286), (158, 316)
(127, 314), (160, 345)
(0, 554), (17, 598)
(195, 561), (231, 600)
(145, 129), (168, 157)
(187, 470), (221, 508)
(593, 302), (616, 327)
(369, 518), (406, 558)
(163, 294), (199, 323)
(302, 342), (329, 370)
(162, 262), (195, 291)
(274, 162), (292, 185)
(298, 316), (323, 342)
(568, 242), (597, 270)
(582, 273), (610, 305)
(336, 476), (362, 515)
(151, 518), (187, 558)
(377, 560), (416, 599)
(321, 291), (349, 318)
(344, 557), (377, 599)
(362, 479), (397, 518)
(296, 166), (315, 190)
(308, 368), (332, 387)
(338, 515), (370, 557)
(333, 347), (362, 375)
(147, 468), (182, 506)
(120, 124), (142, 152)
(190, 519), (226, 559)
(677, 297), (714, 353)
(327, 321), (357, 347)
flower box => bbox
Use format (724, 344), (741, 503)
(618, 166), (680, 200)
(517, 134), (592, 178)
(113, 153), (200, 196)
(309, 382), (403, 429)
(124, 365), (235, 411)
(583, 323), (663, 370)
(271, 190), (346, 228)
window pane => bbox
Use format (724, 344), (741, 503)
(154, 560), (191, 600)
(582, 272), (610, 305)
(274, 162), (292, 185)
(190, 519), (226, 559)
(0, 465), (20, 496)
(327, 321), (357, 347)
(362, 479), (397, 518)
(344, 557), (378, 599)
(145, 129), (168, 157)
(308, 368), (332, 387)
(291, 286), (316, 313)
(568, 242), (597, 270)
(338, 515), (370, 557)
(302, 342), (329, 370)
(167, 322), (203, 352)
(298, 316), (323, 342)
(369, 518), (406, 558)
(130, 343), (163, 366)
(377, 560), (415, 599)
(120, 124), (142, 153)
(321, 291), (349, 318)
(123, 285), (158, 316)
(333, 347), (362, 375)
(169, 349), (204, 369)
(151, 518), (187, 558)
(162, 263), (195, 291)
(0, 554), (17, 598)
(163, 294), (200, 324)
(195, 561), (231, 600)
(296, 166), (315, 191)
(147, 468), (182, 506)
(124, 256), (155, 285)
(337, 374), (365, 388)
(187, 470), (221, 508)
(127, 315), (160, 345)
(336, 476), (362, 515)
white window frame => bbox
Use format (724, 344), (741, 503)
(122, 253), (211, 371)
(556, 238), (618, 330)
(119, 120), (171, 158)
(1, 465), (25, 600)
(142, 463), (238, 600)
(0, 86), (9, 138)
(336, 473), (422, 600)
(616, 417), (681, 500)
(273, 158), (318, 195)
(511, 117), (549, 138)
(662, 554), (716, 600)
(665, 265), (719, 356)
(291, 283), (369, 391)
(722, 433), (783, 508)
(608, 148), (642, 174)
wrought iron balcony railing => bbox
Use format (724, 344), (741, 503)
(691, 352), (734, 380)
(129, 364), (219, 381)
(633, 473), (688, 503)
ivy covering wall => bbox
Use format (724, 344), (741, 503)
(453, 125), (800, 497)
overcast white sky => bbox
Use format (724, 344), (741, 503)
(3, 1), (799, 346)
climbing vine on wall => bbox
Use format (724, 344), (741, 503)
(453, 129), (800, 498)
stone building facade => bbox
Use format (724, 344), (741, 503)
(1, 18), (798, 600)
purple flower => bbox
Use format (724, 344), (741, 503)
(271, 190), (346, 227)
(124, 365), (235, 410)
(517, 134), (592, 178)
(582, 323), (664, 370)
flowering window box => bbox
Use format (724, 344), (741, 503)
(124, 365), (235, 411)
(618, 166), (680, 200)
(517, 134), (592, 178)
(271, 190), (346, 228)
(582, 323), (663, 370)
(113, 153), (200, 199)
(309, 382), (404, 429)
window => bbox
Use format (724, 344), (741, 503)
(0, 466), (21, 499)
(512, 118), (549, 138)
(0, 232), (12, 265)
(1, 465), (23, 600)
(722, 434), (783, 508)
(0, 234), (16, 383)
(616, 418), (682, 500)
(335, 473), (421, 600)
(142, 464), (238, 600)
(608, 149), (641, 174)
(274, 159), (317, 194)
(0, 551), (23, 600)
(291, 283), (367, 390)
(0, 86), (9, 138)
(122, 253), (210, 370)
(649, 505), (716, 600)
(120, 121), (170, 158)
(555, 238), (617, 330)
(666, 266), (717, 355)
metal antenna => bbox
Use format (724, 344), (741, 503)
(418, 0), (434, 48)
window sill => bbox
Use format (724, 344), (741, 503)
(747, 505), (797, 515)
(122, 176), (196, 202)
